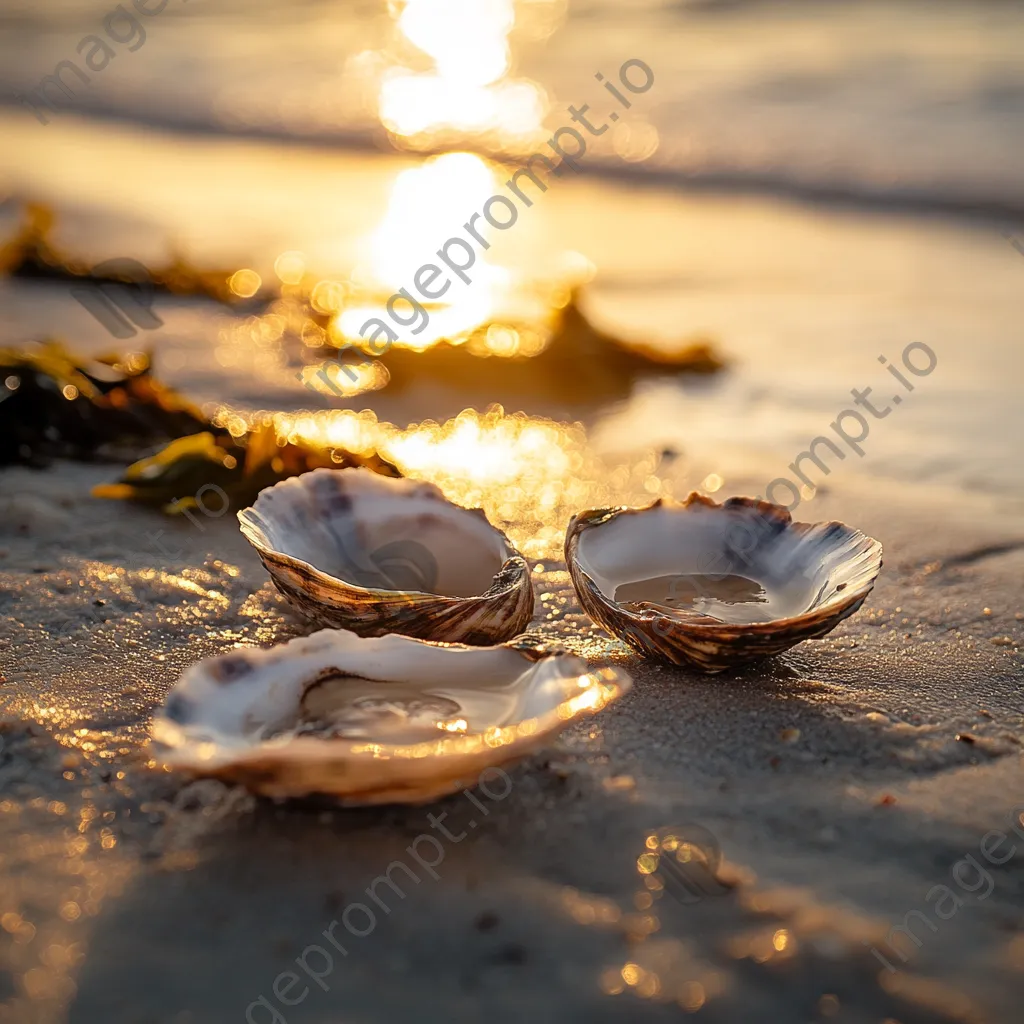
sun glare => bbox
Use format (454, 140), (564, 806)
(379, 0), (548, 146)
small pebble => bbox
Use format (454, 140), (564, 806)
(494, 943), (527, 965)
(603, 775), (635, 792)
(779, 727), (801, 744)
(818, 994), (840, 1017)
(474, 910), (500, 932)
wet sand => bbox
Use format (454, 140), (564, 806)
(1, 459), (1022, 1024)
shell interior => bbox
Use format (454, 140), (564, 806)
(575, 502), (880, 625)
(241, 470), (512, 598)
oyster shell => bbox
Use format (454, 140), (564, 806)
(151, 630), (631, 802)
(565, 493), (882, 672)
(238, 468), (534, 644)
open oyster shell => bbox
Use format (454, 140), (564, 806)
(151, 630), (631, 802)
(238, 468), (534, 645)
(565, 493), (882, 672)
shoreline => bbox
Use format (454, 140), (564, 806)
(2, 458), (1022, 1023)
(5, 106), (1024, 225)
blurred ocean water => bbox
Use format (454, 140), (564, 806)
(1, 0), (1023, 213)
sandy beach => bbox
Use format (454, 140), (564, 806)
(2, 1), (1024, 1021)
(2, 459), (1023, 1023)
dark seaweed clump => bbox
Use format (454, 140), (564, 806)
(92, 426), (399, 514)
(0, 340), (400, 513)
(0, 201), (254, 305)
(0, 341), (209, 467)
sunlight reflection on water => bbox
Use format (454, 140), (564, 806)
(378, 0), (557, 149)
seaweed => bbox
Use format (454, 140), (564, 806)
(372, 292), (726, 410)
(0, 202), (258, 305)
(0, 339), (400, 510)
(92, 426), (399, 513)
(0, 341), (209, 466)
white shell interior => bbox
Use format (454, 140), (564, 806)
(575, 503), (879, 625)
(243, 470), (512, 597)
(154, 630), (597, 758)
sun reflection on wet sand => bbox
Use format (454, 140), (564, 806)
(212, 148), (593, 380)
(0, 736), (140, 1023)
(206, 405), (680, 562)
(589, 831), (733, 1012)
(557, 869), (727, 1013)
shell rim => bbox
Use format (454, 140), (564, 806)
(151, 635), (632, 775)
(565, 491), (883, 636)
(236, 468), (531, 604)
